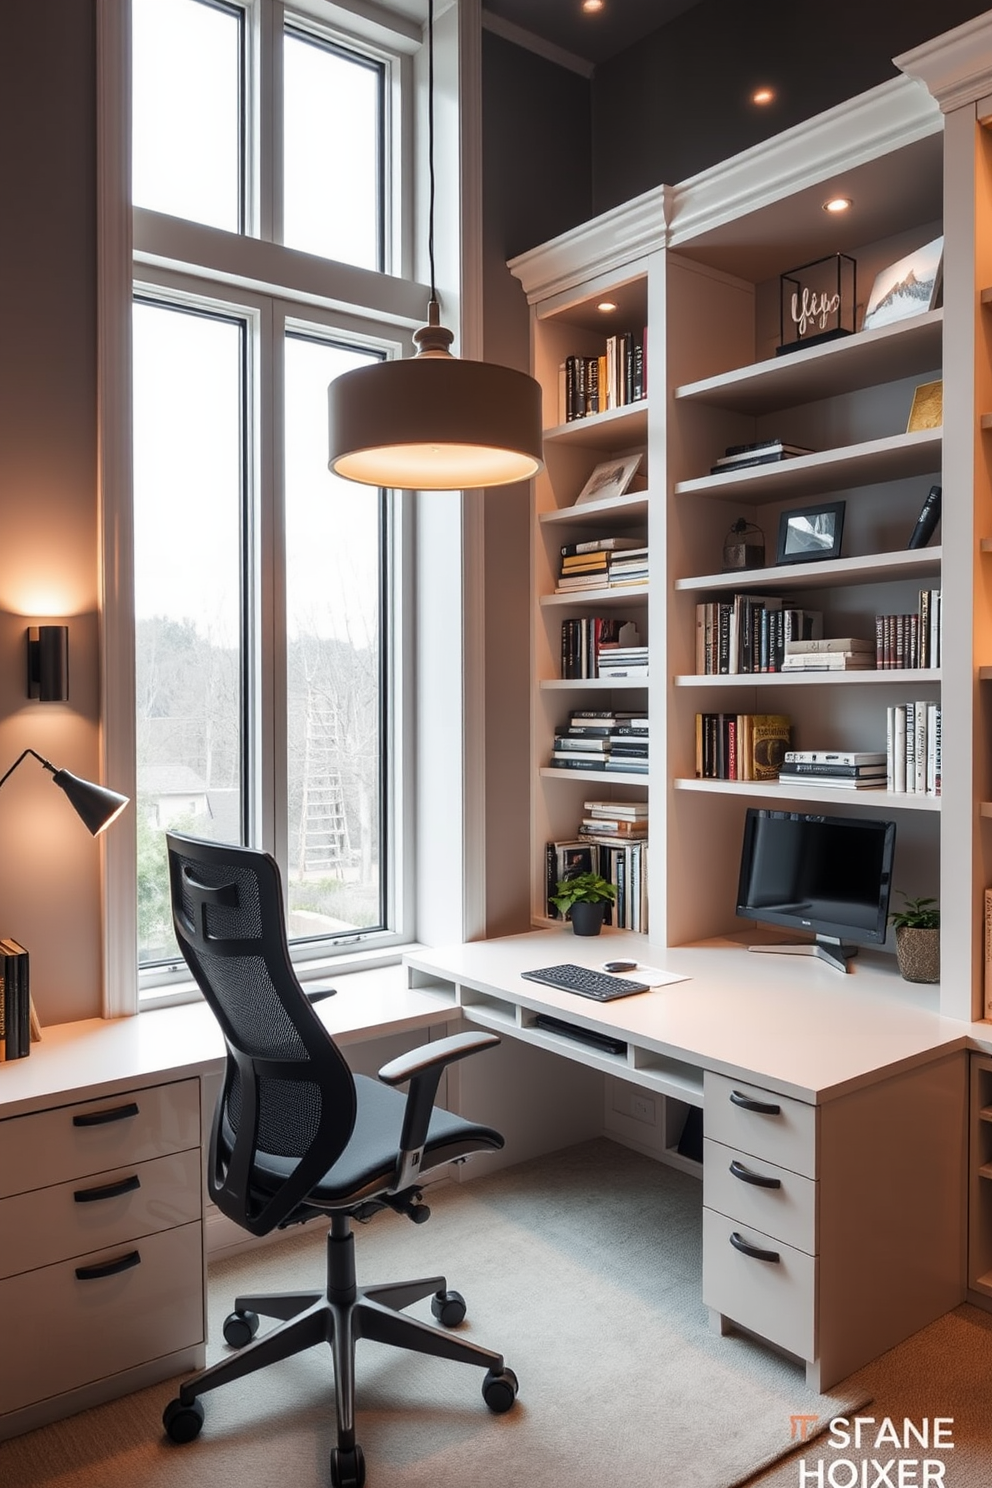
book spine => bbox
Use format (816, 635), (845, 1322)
(886, 705), (895, 792)
(914, 701), (927, 794)
(985, 887), (992, 1020)
(894, 705), (907, 792)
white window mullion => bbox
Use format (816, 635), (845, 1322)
(256, 0), (281, 242)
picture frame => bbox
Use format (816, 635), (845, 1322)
(776, 501), (846, 566)
(573, 453), (643, 506)
(861, 236), (943, 332)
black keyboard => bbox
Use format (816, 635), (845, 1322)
(520, 963), (650, 1001)
(533, 1014), (628, 1056)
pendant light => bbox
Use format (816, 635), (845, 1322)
(327, 0), (544, 491)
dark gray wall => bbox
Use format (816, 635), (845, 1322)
(592, 0), (990, 212)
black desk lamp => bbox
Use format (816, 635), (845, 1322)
(0, 748), (129, 835)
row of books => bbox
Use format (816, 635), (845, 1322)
(550, 710), (649, 775)
(695, 597), (821, 675)
(1, 940), (38, 1062)
(694, 714), (791, 781)
(560, 618), (647, 680)
(885, 702), (941, 795)
(546, 801), (649, 931)
(708, 437), (814, 476)
(875, 592), (941, 669)
(557, 541), (648, 593)
(559, 331), (647, 423)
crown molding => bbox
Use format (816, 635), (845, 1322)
(507, 185), (668, 305)
(895, 11), (992, 114)
(667, 75), (940, 248)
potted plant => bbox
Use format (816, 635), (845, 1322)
(551, 872), (617, 937)
(889, 893), (940, 983)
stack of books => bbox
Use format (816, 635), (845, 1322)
(778, 750), (887, 790)
(709, 437), (813, 476)
(549, 710), (648, 772)
(597, 643), (648, 681)
(885, 702), (941, 795)
(695, 713), (791, 780)
(556, 539), (649, 593)
(578, 799), (649, 844)
(560, 617), (639, 678)
(875, 590), (941, 668)
(781, 636), (875, 672)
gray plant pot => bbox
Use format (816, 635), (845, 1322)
(894, 925), (940, 984)
(569, 901), (606, 937)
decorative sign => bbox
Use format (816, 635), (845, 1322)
(778, 253), (856, 356)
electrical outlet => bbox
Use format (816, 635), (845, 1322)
(632, 1093), (656, 1125)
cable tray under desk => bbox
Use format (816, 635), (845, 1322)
(457, 989), (704, 1107)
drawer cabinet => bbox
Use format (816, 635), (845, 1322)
(702, 1054), (966, 1391)
(0, 1077), (206, 1440)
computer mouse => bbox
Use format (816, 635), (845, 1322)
(602, 959), (638, 973)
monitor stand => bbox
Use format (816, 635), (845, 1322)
(747, 934), (858, 975)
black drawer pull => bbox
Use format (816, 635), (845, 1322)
(75, 1250), (141, 1281)
(729, 1090), (781, 1116)
(729, 1160), (782, 1190)
(74, 1174), (141, 1204)
(73, 1102), (140, 1128)
(730, 1231), (780, 1263)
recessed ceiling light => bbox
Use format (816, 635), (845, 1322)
(823, 196), (853, 214)
(597, 301), (618, 313)
(582, 1), (605, 13)
(751, 87), (776, 106)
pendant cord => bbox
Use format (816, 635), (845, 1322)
(427, 0), (437, 305)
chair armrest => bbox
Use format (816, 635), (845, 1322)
(379, 1031), (500, 1165)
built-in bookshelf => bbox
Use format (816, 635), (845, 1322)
(511, 51), (992, 1026)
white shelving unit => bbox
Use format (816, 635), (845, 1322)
(511, 42), (992, 1030)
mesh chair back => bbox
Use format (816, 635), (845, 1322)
(166, 832), (358, 1236)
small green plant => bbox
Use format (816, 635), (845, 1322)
(550, 871), (617, 916)
(889, 893), (940, 930)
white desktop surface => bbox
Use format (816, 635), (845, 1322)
(406, 928), (975, 1104)
(0, 966), (455, 1119)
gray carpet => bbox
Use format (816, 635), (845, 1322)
(3, 1136), (958, 1488)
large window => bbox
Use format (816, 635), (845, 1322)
(129, 0), (416, 987)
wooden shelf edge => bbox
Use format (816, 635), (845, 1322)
(543, 399), (648, 448)
(539, 491), (649, 527)
(674, 546), (942, 593)
(540, 677), (649, 690)
(673, 777), (941, 811)
(541, 767), (649, 785)
(674, 428), (941, 502)
(675, 669), (940, 686)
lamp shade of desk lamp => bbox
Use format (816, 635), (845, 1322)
(0, 748), (129, 836)
(326, 0), (544, 492)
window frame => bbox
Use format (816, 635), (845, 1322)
(98, 0), (445, 1014)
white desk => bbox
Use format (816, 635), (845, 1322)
(405, 927), (979, 1389)
(0, 967), (455, 1441)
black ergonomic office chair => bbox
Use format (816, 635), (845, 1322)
(161, 833), (516, 1488)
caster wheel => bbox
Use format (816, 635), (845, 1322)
(482, 1366), (519, 1414)
(431, 1288), (467, 1328)
(330, 1443), (366, 1488)
(163, 1395), (204, 1443)
(223, 1309), (260, 1348)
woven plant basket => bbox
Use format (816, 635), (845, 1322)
(894, 925), (940, 983)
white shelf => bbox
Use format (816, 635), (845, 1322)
(675, 669), (940, 687)
(540, 766), (649, 786)
(541, 584), (649, 608)
(674, 310), (942, 416)
(675, 547), (942, 594)
(540, 677), (648, 690)
(539, 492), (648, 528)
(675, 428), (941, 506)
(543, 400), (648, 450)
(674, 777), (940, 812)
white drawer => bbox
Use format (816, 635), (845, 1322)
(0, 1079), (200, 1198)
(0, 1221), (204, 1417)
(704, 1071), (816, 1178)
(703, 1137), (816, 1256)
(0, 1148), (202, 1279)
(703, 1207), (816, 1361)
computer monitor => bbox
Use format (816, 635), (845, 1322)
(736, 808), (897, 973)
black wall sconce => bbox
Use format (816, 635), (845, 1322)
(27, 625), (69, 702)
